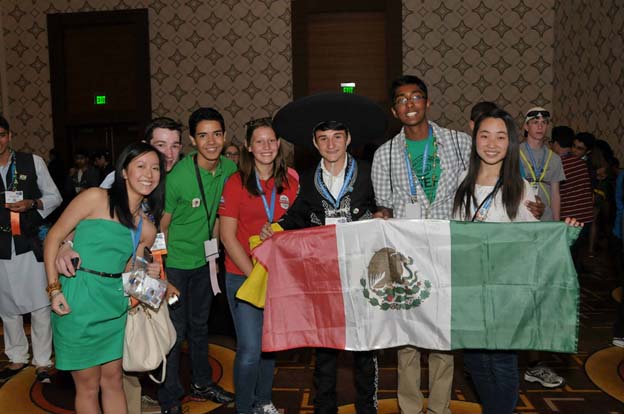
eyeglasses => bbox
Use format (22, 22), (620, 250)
(245, 117), (273, 128)
(394, 94), (427, 106)
(525, 110), (550, 121)
(224, 151), (239, 158)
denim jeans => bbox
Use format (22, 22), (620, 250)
(226, 273), (275, 414)
(158, 265), (214, 410)
(463, 350), (518, 414)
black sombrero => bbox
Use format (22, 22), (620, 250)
(273, 92), (387, 148)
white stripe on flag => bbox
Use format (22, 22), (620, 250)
(336, 219), (452, 351)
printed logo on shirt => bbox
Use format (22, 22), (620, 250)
(279, 194), (290, 209)
(191, 198), (201, 208)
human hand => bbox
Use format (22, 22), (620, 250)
(51, 292), (71, 315)
(56, 245), (80, 276)
(4, 199), (34, 213)
(259, 222), (274, 241)
(166, 282), (180, 299)
(145, 262), (161, 278)
(373, 207), (393, 219)
(564, 217), (583, 227)
(526, 196), (545, 219)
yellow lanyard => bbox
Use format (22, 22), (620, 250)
(520, 148), (553, 205)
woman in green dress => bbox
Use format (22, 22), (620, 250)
(44, 142), (165, 414)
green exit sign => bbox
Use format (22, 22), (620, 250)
(94, 95), (107, 105)
(340, 82), (355, 94)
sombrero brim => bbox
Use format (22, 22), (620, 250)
(273, 92), (387, 148)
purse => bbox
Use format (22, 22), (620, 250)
(123, 302), (176, 383)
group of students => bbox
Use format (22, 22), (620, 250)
(19, 73), (583, 414)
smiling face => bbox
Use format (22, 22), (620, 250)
(190, 120), (226, 167)
(391, 84), (431, 129)
(476, 117), (509, 167)
(247, 126), (280, 168)
(122, 151), (161, 197)
(313, 128), (351, 166)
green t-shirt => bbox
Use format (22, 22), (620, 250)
(164, 153), (237, 269)
(406, 136), (442, 203)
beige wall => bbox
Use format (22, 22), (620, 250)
(0, 0), (292, 156)
(403, 0), (555, 131)
(0, 0), (620, 160)
(553, 0), (623, 160)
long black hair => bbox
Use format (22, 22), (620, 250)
(109, 142), (166, 229)
(453, 108), (524, 220)
(239, 117), (290, 196)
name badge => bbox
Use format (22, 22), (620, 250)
(5, 191), (23, 203)
(404, 202), (422, 219)
(325, 217), (347, 226)
(204, 238), (219, 261)
(151, 232), (167, 252)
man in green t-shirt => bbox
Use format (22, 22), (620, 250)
(158, 108), (236, 414)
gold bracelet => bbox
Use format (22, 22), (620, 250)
(46, 281), (61, 294)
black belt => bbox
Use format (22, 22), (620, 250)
(79, 266), (122, 279)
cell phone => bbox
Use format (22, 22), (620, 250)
(143, 247), (153, 263)
(71, 257), (79, 270)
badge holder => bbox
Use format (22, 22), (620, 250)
(5, 190), (23, 235)
(123, 256), (167, 308)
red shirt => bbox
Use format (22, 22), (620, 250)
(559, 153), (594, 223)
(219, 168), (299, 274)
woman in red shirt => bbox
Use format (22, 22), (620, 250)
(219, 118), (298, 414)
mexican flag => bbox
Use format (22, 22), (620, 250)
(253, 219), (580, 353)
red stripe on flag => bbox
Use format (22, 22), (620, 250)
(253, 225), (346, 352)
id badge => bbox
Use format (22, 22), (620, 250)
(404, 202), (422, 219)
(325, 217), (347, 225)
(5, 191), (23, 203)
(204, 238), (219, 261)
(151, 232), (167, 254)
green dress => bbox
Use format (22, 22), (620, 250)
(52, 219), (133, 370)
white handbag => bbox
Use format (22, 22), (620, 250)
(123, 302), (176, 383)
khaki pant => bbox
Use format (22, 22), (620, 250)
(122, 373), (142, 414)
(397, 346), (453, 414)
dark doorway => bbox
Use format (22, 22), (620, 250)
(47, 9), (151, 167)
(291, 0), (402, 169)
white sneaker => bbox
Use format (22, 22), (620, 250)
(524, 366), (565, 388)
(613, 337), (624, 348)
(141, 394), (161, 414)
(253, 402), (281, 414)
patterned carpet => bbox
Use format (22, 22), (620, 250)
(1, 249), (623, 414)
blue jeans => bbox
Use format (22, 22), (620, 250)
(463, 350), (518, 414)
(226, 273), (275, 414)
(158, 265), (214, 410)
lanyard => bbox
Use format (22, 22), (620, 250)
(519, 147), (553, 205)
(193, 155), (213, 236)
(130, 215), (143, 264)
(315, 155), (355, 209)
(404, 126), (434, 198)
(255, 173), (276, 222)
(470, 180), (501, 222)
(4, 150), (17, 191)
(523, 143), (547, 181)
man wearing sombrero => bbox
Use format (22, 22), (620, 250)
(264, 92), (386, 414)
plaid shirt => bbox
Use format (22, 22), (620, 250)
(372, 121), (471, 219)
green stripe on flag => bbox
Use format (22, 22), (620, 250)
(450, 221), (580, 353)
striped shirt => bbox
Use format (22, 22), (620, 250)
(559, 152), (594, 223)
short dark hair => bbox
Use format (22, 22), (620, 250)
(390, 75), (428, 102)
(0, 114), (10, 132)
(551, 126), (575, 148)
(92, 149), (112, 162)
(470, 101), (498, 122)
(574, 132), (596, 150)
(144, 117), (183, 143)
(189, 108), (225, 137)
(313, 120), (350, 137)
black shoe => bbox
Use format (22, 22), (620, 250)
(190, 383), (234, 403)
(35, 367), (52, 383)
(0, 364), (26, 381)
(160, 404), (182, 414)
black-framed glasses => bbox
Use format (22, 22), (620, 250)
(526, 110), (550, 120)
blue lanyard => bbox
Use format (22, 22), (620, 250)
(130, 216), (143, 264)
(470, 180), (501, 222)
(315, 156), (355, 209)
(255, 173), (276, 222)
(403, 126), (433, 197)
(524, 143), (545, 179)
